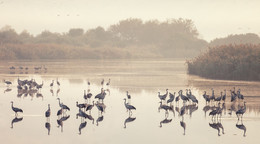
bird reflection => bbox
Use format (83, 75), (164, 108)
(45, 122), (51, 135)
(50, 89), (54, 96)
(169, 105), (175, 117)
(236, 120), (246, 137)
(187, 104), (198, 118)
(124, 114), (136, 129)
(4, 88), (12, 93)
(17, 92), (23, 98)
(57, 108), (63, 118)
(57, 115), (70, 132)
(96, 101), (106, 114)
(216, 121), (225, 135)
(209, 122), (220, 136)
(96, 115), (104, 126)
(180, 121), (186, 135)
(79, 121), (87, 135)
(228, 102), (237, 115)
(179, 105), (186, 121)
(203, 105), (211, 117)
(11, 116), (23, 129)
(86, 113), (95, 124)
(36, 92), (43, 100)
(86, 101), (95, 115)
(175, 106), (180, 116)
(56, 88), (60, 96)
(159, 115), (172, 128)
(76, 108), (88, 119)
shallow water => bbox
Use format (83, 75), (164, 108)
(0, 59), (260, 144)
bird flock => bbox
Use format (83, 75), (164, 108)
(8, 65), (48, 75)
(5, 77), (248, 136)
(156, 87), (247, 136)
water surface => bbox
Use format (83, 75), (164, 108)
(0, 59), (260, 144)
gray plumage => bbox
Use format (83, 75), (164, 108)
(236, 102), (246, 119)
(11, 101), (23, 115)
(159, 118), (172, 127)
(86, 101), (95, 112)
(45, 104), (51, 118)
(124, 116), (136, 128)
(124, 98), (136, 112)
(158, 89), (168, 101)
(167, 92), (175, 104)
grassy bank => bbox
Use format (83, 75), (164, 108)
(187, 44), (260, 81)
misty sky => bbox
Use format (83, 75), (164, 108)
(0, 0), (259, 41)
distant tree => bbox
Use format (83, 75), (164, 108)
(19, 30), (33, 43)
(108, 18), (143, 43)
(210, 33), (260, 46)
(84, 26), (111, 47)
(0, 25), (20, 44)
(68, 28), (84, 37)
(35, 30), (63, 44)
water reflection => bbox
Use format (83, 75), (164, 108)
(180, 121), (186, 135)
(124, 115), (136, 129)
(187, 104), (198, 118)
(78, 121), (87, 135)
(4, 88), (12, 93)
(96, 115), (104, 126)
(50, 89), (54, 96)
(56, 88), (60, 96)
(1, 60), (260, 144)
(36, 92), (44, 100)
(57, 115), (70, 132)
(86, 113), (95, 124)
(236, 120), (247, 137)
(96, 101), (106, 114)
(86, 101), (95, 114)
(45, 122), (51, 135)
(209, 122), (220, 136)
(159, 115), (172, 128)
(11, 116), (23, 129)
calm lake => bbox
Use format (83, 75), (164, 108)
(0, 59), (260, 144)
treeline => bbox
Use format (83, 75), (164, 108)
(0, 18), (208, 60)
(187, 44), (260, 81)
(209, 33), (260, 46)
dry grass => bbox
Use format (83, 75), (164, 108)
(187, 44), (260, 81)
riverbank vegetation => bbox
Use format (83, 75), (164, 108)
(0, 18), (207, 60)
(187, 44), (260, 81)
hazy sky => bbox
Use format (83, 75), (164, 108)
(0, 0), (259, 41)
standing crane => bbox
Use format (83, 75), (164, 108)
(236, 102), (246, 120)
(123, 98), (136, 114)
(11, 101), (23, 116)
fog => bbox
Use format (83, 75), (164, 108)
(1, 0), (260, 41)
